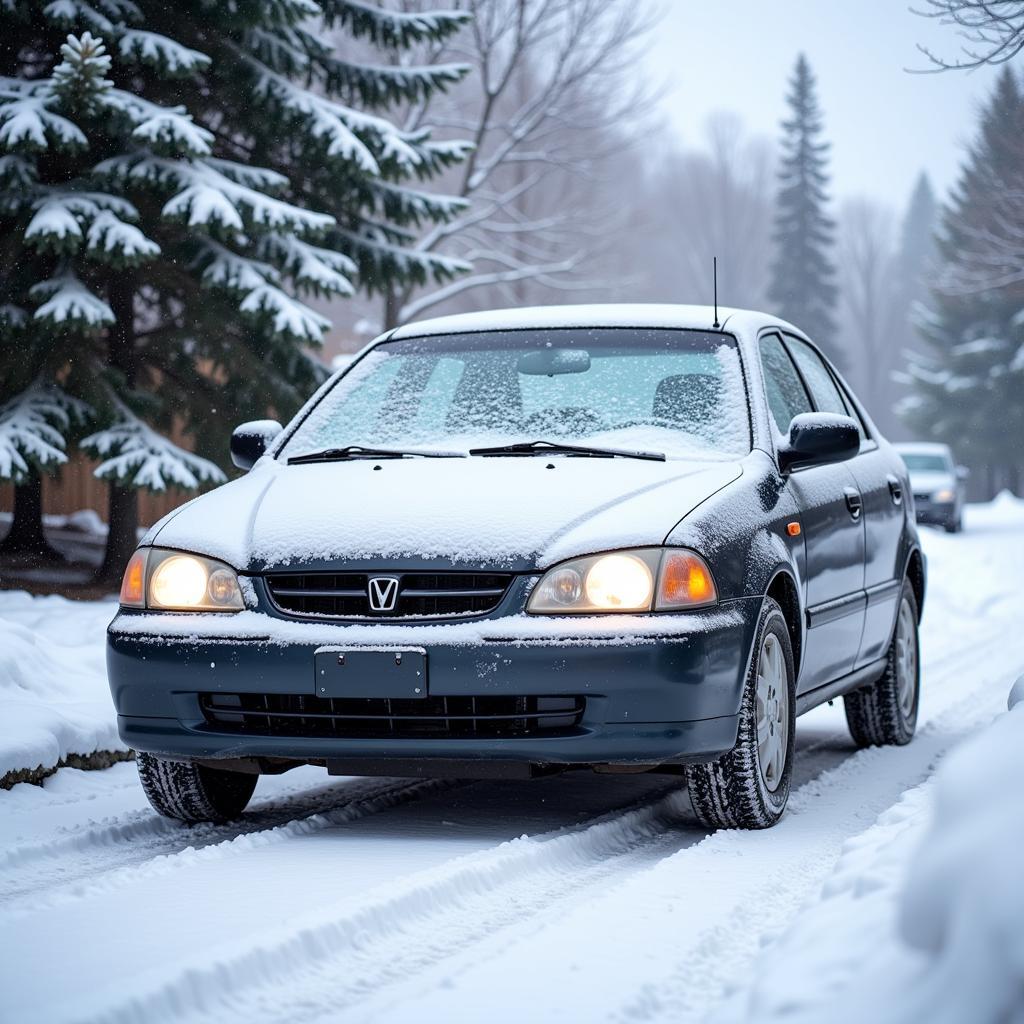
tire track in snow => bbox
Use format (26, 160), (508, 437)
(603, 690), (1019, 1024)
(75, 730), (895, 1024)
(76, 784), (696, 1024)
(0, 777), (458, 914)
(354, 682), (1015, 1024)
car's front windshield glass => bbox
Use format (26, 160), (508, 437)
(901, 453), (950, 472)
(281, 328), (751, 461)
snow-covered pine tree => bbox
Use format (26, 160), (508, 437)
(0, 26), (221, 574)
(0, 383), (91, 556)
(875, 173), (938, 430)
(0, 20), (103, 557)
(897, 174), (939, 311)
(0, 2), (471, 580)
(767, 54), (839, 361)
(899, 68), (1024, 494)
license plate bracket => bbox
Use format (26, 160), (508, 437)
(313, 646), (427, 700)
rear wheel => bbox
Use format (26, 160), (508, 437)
(685, 597), (795, 830)
(136, 751), (257, 823)
(844, 581), (919, 747)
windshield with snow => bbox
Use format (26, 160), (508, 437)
(282, 329), (751, 461)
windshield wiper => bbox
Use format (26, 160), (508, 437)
(468, 440), (665, 462)
(288, 445), (467, 465)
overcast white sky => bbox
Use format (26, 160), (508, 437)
(645, 0), (1011, 212)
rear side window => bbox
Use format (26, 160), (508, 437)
(759, 333), (813, 433)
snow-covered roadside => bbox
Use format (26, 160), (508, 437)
(713, 687), (1024, 1024)
(0, 592), (123, 783)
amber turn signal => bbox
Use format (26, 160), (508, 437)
(786, 522), (801, 537)
(656, 550), (717, 609)
(119, 550), (147, 607)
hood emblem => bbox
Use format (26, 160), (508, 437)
(367, 576), (400, 613)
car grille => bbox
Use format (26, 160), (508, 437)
(265, 571), (514, 619)
(199, 693), (585, 739)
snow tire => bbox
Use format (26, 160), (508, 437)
(684, 597), (795, 831)
(844, 579), (919, 747)
(136, 751), (257, 824)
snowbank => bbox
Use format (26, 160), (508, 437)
(715, 688), (1024, 1024)
(896, 698), (1024, 1023)
(0, 591), (124, 782)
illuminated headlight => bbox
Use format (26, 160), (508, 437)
(932, 488), (955, 504)
(119, 548), (244, 611)
(528, 548), (717, 614)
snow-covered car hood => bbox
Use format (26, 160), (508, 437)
(149, 456), (742, 571)
(907, 470), (955, 494)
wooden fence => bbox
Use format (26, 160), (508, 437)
(0, 452), (194, 527)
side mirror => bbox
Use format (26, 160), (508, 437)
(956, 465), (970, 480)
(230, 419), (283, 471)
(779, 413), (860, 473)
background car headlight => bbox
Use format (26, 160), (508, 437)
(528, 548), (717, 614)
(932, 488), (956, 504)
(119, 548), (244, 611)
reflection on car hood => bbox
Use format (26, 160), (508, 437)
(908, 470), (955, 494)
(150, 456), (742, 570)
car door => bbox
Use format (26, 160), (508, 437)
(797, 358), (906, 671)
(760, 333), (866, 690)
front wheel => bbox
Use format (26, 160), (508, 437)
(685, 597), (796, 830)
(844, 581), (920, 747)
(136, 751), (257, 823)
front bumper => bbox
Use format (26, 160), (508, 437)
(913, 498), (956, 526)
(106, 599), (759, 770)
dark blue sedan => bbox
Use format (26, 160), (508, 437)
(108, 305), (924, 829)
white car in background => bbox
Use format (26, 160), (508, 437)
(895, 442), (968, 533)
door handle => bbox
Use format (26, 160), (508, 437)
(886, 474), (903, 506)
(844, 487), (863, 521)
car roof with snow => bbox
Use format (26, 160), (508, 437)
(387, 304), (805, 343)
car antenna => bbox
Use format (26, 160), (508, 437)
(712, 256), (720, 329)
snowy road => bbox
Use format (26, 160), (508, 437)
(2, 499), (1024, 1024)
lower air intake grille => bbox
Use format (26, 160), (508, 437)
(265, 571), (514, 619)
(199, 693), (585, 740)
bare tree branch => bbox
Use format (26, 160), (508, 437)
(910, 0), (1024, 71)
(380, 0), (662, 327)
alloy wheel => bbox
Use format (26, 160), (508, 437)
(756, 631), (789, 792)
(895, 596), (918, 718)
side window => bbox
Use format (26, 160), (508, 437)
(759, 332), (813, 434)
(833, 376), (872, 441)
(785, 338), (849, 416)
(785, 337), (868, 441)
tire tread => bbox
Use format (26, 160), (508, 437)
(844, 582), (919, 747)
(685, 599), (795, 831)
(136, 752), (256, 823)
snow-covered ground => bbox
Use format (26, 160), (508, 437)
(0, 591), (122, 780)
(1, 497), (1023, 1023)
